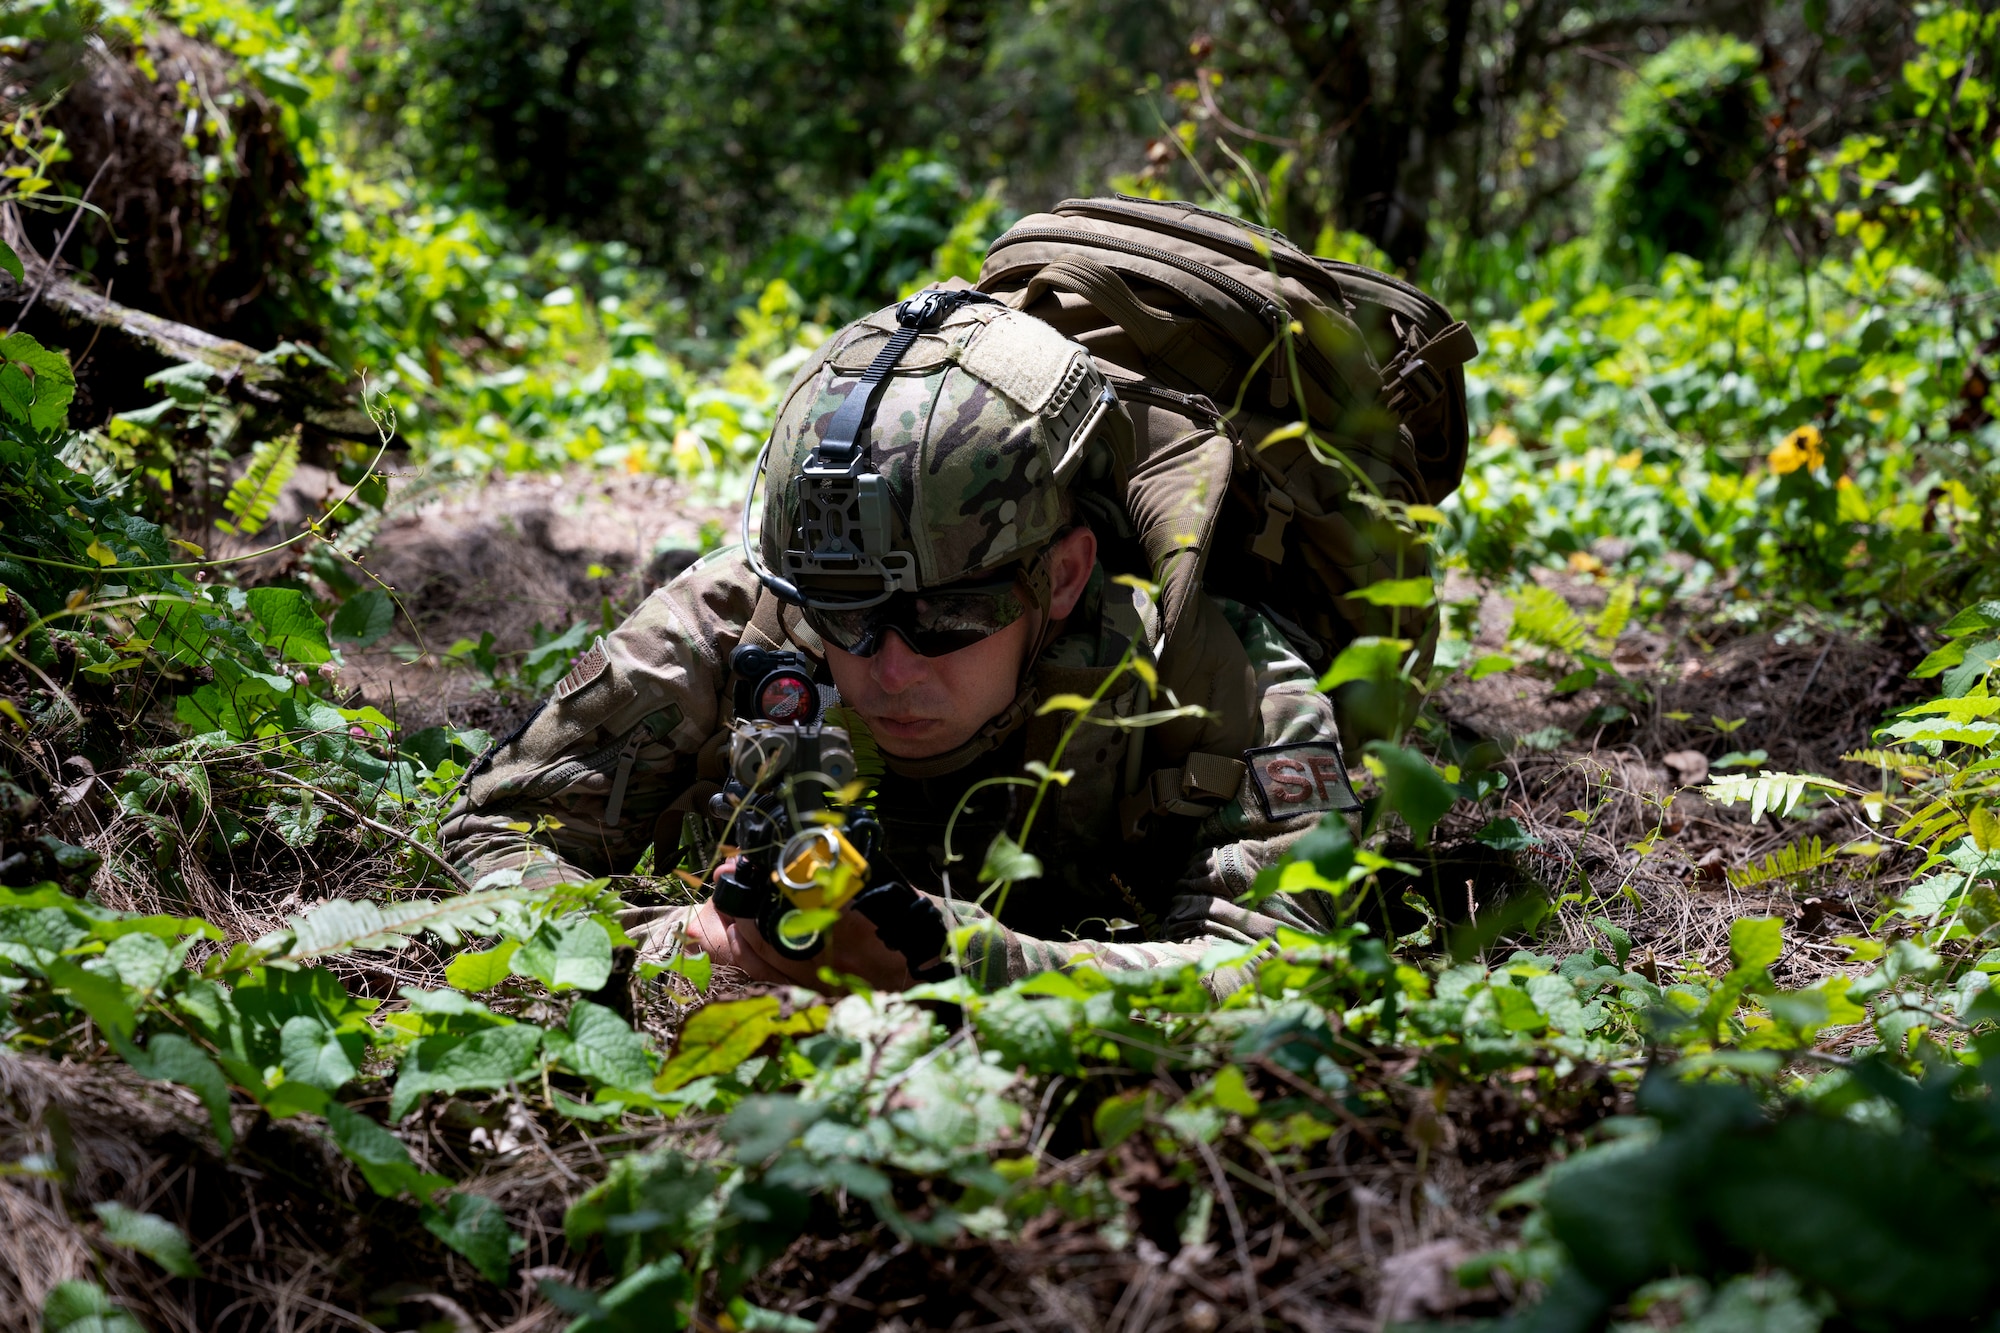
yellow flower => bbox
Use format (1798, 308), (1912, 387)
(1769, 424), (1825, 475)
(1486, 422), (1520, 450)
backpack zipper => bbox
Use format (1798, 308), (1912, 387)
(997, 228), (1363, 410)
(993, 225), (1285, 332)
(1114, 381), (1241, 440)
(1049, 197), (1450, 329)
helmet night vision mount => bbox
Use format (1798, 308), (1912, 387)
(743, 288), (1002, 610)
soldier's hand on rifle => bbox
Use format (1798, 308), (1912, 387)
(684, 894), (920, 993)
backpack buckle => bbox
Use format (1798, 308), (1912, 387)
(1381, 354), (1447, 418)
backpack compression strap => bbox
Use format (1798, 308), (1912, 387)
(1379, 321), (1478, 419)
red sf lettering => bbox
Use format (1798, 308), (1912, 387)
(1307, 754), (1345, 802)
(1263, 757), (1314, 804)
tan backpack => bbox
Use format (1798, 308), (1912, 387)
(978, 196), (1476, 737)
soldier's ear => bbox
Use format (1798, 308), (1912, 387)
(1047, 526), (1098, 621)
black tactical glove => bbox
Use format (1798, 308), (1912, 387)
(851, 881), (955, 984)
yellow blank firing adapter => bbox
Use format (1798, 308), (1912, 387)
(776, 826), (870, 913)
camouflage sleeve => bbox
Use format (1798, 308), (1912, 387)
(941, 599), (1350, 998)
(438, 547), (758, 889)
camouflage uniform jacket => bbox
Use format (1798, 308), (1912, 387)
(439, 545), (1358, 993)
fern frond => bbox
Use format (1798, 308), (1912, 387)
(1727, 837), (1834, 889)
(1594, 580), (1637, 645)
(1702, 771), (1846, 823)
(259, 884), (539, 963)
(1843, 747), (1924, 770)
(215, 430), (300, 537)
(1509, 585), (1590, 656)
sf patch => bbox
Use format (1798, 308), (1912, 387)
(1246, 741), (1361, 819)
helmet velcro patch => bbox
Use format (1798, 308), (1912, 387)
(956, 311), (1092, 414)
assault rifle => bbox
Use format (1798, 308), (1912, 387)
(707, 647), (951, 980)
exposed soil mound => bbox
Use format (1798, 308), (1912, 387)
(340, 469), (736, 735)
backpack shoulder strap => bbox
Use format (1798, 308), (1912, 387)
(742, 590), (790, 653)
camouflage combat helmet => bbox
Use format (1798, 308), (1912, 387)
(745, 288), (1123, 611)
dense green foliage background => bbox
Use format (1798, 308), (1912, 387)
(6, 0), (2000, 1329)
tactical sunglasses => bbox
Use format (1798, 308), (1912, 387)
(802, 574), (1032, 659)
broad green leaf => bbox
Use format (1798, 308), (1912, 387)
(265, 797), (327, 848)
(1092, 1089), (1153, 1148)
(972, 994), (1079, 1075)
(1475, 816), (1540, 851)
(93, 1202), (202, 1278)
(245, 587), (331, 665)
(1590, 916), (1634, 969)
(389, 1024), (544, 1120)
(1490, 984), (1547, 1033)
(1207, 1064), (1260, 1115)
(667, 949), (711, 994)
(279, 1014), (359, 1092)
(1941, 600), (2000, 637)
(1252, 1110), (1336, 1151)
(1362, 742), (1458, 847)
(978, 832), (1042, 884)
(655, 996), (780, 1093)
(553, 1001), (653, 1089)
(327, 1102), (449, 1200)
(0, 332), (75, 431)
(1319, 636), (1411, 691)
(445, 939), (520, 992)
(40, 1280), (145, 1333)
(1344, 576), (1434, 607)
(721, 1094), (824, 1161)
(1730, 917), (1784, 972)
(260, 1079), (331, 1118)
(1912, 638), (1968, 678)
(44, 959), (136, 1041)
(125, 1034), (234, 1150)
(330, 587), (396, 647)
(423, 1192), (518, 1285)
(0, 361), (30, 423)
(540, 1257), (694, 1333)
(99, 932), (172, 993)
(1900, 696), (2000, 721)
(0, 237), (21, 282)
(513, 915), (614, 992)
(1467, 652), (1516, 680)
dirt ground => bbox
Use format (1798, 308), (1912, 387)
(336, 466), (739, 735)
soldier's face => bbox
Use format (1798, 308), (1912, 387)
(823, 527), (1098, 759)
(825, 614), (1035, 757)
